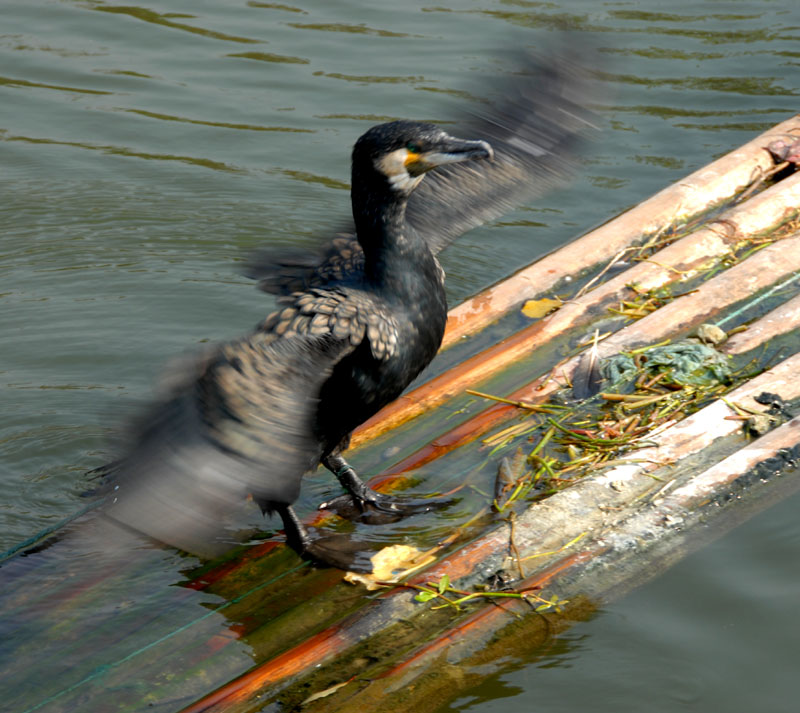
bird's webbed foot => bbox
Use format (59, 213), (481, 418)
(277, 505), (373, 573)
(319, 454), (451, 525)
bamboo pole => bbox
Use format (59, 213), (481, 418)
(307, 419), (800, 713)
(177, 351), (800, 713)
(722, 291), (800, 355)
(351, 170), (800, 448)
(376, 234), (800, 477)
(440, 113), (800, 348)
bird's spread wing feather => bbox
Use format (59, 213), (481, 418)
(100, 335), (345, 555)
(259, 286), (399, 360)
(99, 288), (397, 554)
(244, 235), (362, 295)
(404, 50), (597, 251)
(245, 49), (598, 295)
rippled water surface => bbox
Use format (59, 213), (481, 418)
(2, 0), (800, 711)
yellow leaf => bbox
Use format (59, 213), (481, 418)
(521, 297), (561, 319)
(301, 676), (355, 705)
(344, 544), (436, 590)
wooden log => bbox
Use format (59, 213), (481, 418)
(176, 351), (800, 713)
(352, 171), (800, 448)
(307, 419), (800, 713)
(377, 233), (800, 477)
(723, 291), (800, 355)
(441, 113), (800, 348)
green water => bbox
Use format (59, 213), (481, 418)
(2, 0), (800, 711)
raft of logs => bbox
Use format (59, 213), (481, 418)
(3, 116), (800, 713)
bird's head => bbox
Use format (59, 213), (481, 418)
(353, 120), (493, 194)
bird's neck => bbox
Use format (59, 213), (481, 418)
(351, 170), (426, 286)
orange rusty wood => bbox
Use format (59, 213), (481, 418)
(179, 627), (352, 713)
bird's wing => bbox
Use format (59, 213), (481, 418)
(407, 50), (598, 251)
(99, 289), (397, 555)
(100, 335), (341, 555)
(244, 235), (363, 295)
(245, 49), (598, 296)
(259, 286), (399, 360)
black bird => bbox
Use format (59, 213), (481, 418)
(99, 52), (597, 571)
(101, 122), (492, 570)
(246, 51), (596, 298)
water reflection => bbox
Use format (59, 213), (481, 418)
(87, 4), (263, 44)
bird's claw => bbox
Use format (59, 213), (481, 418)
(318, 490), (453, 524)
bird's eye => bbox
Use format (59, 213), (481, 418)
(406, 142), (421, 153)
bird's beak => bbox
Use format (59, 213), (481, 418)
(406, 137), (493, 175)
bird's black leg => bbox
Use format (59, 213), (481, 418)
(319, 452), (448, 523)
(277, 504), (313, 554)
(275, 504), (372, 572)
(323, 453), (381, 506)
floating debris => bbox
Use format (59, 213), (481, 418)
(521, 296), (562, 319)
(694, 323), (727, 346)
(344, 544), (436, 590)
(601, 340), (733, 390)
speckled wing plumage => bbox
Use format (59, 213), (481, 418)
(246, 49), (598, 296)
(259, 285), (399, 360)
(100, 287), (397, 554)
(100, 335), (340, 554)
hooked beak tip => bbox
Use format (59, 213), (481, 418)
(476, 140), (494, 161)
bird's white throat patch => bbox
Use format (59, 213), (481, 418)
(376, 148), (424, 192)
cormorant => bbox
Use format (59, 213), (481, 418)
(245, 51), (596, 297)
(101, 122), (492, 570)
(98, 52), (597, 572)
